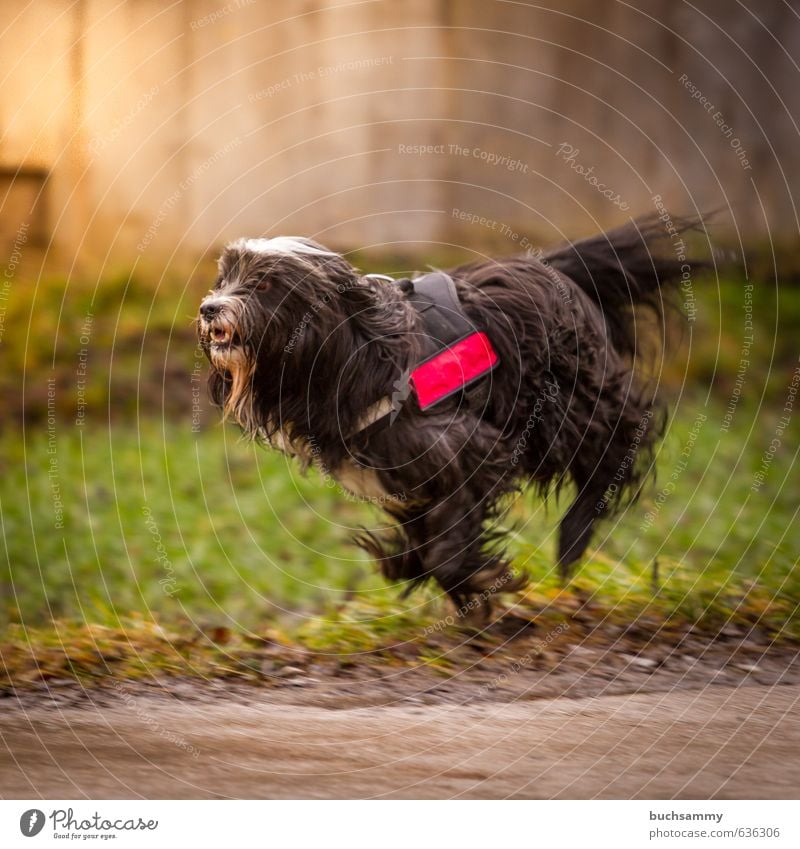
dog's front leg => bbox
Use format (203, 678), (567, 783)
(416, 490), (517, 611)
(357, 490), (522, 612)
(354, 509), (427, 590)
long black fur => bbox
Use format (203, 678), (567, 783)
(198, 217), (705, 608)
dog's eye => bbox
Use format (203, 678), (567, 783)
(254, 278), (269, 291)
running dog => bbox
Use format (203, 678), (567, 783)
(198, 217), (703, 606)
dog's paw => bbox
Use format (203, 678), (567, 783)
(468, 560), (528, 599)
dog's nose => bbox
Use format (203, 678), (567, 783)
(200, 301), (220, 320)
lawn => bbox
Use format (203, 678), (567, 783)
(2, 394), (797, 648)
(1, 262), (799, 685)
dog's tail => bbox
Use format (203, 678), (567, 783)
(543, 215), (708, 357)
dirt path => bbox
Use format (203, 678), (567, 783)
(2, 684), (798, 799)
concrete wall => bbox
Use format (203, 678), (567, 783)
(1, 0), (797, 264)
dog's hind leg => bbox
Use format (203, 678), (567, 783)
(558, 397), (661, 581)
(557, 474), (608, 582)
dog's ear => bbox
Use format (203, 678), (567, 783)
(217, 245), (243, 281)
(337, 280), (412, 355)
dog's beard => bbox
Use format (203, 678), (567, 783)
(198, 299), (259, 435)
(214, 347), (257, 432)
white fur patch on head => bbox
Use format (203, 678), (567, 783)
(230, 236), (337, 258)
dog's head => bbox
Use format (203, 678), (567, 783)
(197, 236), (362, 428)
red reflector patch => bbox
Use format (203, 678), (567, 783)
(409, 331), (499, 411)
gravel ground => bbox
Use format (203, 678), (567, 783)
(1, 639), (798, 799)
(1, 684), (798, 799)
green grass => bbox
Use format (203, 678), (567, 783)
(2, 261), (799, 685)
(1, 396), (797, 649)
(0, 421), (386, 630)
(3, 261), (799, 426)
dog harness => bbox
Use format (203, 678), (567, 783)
(353, 271), (500, 437)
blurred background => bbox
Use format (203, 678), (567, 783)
(6, 0), (800, 260)
(4, 0), (800, 257)
(1, 1), (798, 665)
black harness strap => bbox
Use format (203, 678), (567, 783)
(352, 271), (498, 440)
(405, 271), (479, 354)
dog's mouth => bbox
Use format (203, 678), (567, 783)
(199, 315), (238, 349)
(209, 323), (232, 346)
(198, 315), (246, 369)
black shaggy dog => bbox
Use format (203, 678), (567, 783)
(198, 217), (703, 608)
